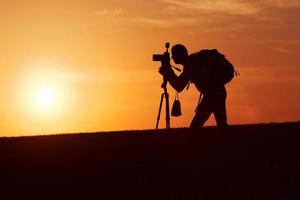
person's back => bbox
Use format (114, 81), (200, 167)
(187, 49), (234, 93)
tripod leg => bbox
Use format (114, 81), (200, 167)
(165, 91), (170, 129)
(156, 93), (164, 129)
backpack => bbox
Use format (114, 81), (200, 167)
(188, 49), (237, 89)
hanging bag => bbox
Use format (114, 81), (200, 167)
(171, 92), (182, 117)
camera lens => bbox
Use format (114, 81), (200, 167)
(152, 54), (163, 61)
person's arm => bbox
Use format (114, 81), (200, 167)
(160, 67), (190, 93)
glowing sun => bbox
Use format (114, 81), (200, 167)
(36, 88), (55, 108)
(16, 63), (73, 120)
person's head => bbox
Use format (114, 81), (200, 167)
(171, 44), (188, 65)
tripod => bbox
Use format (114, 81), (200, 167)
(155, 78), (170, 129)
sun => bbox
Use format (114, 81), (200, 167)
(36, 88), (55, 108)
(16, 63), (75, 122)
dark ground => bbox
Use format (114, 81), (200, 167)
(1, 122), (300, 200)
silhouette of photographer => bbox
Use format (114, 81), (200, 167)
(159, 44), (235, 128)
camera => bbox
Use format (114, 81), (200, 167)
(152, 42), (170, 66)
(152, 42), (181, 72)
(152, 54), (165, 62)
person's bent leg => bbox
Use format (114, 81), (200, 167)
(190, 96), (213, 128)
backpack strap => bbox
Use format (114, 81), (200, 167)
(186, 81), (191, 90)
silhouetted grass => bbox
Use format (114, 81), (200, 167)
(1, 121), (300, 200)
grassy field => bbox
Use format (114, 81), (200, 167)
(1, 122), (300, 200)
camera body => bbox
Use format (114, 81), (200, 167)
(152, 42), (171, 68)
(152, 54), (165, 62)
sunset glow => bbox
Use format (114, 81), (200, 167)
(0, 0), (299, 136)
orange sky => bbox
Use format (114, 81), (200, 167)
(1, 0), (300, 136)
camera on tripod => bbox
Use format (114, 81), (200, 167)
(152, 42), (182, 130)
(152, 42), (170, 61)
(152, 42), (181, 73)
(152, 42), (171, 69)
(152, 43), (171, 129)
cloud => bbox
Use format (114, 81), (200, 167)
(57, 71), (92, 82)
(161, 0), (261, 15)
(58, 68), (155, 84)
(272, 47), (291, 53)
(278, 39), (300, 44)
(85, 0), (300, 42)
(264, 0), (300, 8)
(132, 16), (199, 27)
(90, 8), (122, 17)
(161, 0), (300, 14)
